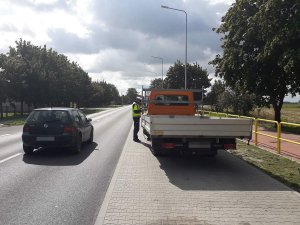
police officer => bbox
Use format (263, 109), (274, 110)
(132, 96), (142, 142)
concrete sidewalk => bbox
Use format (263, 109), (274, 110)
(95, 126), (300, 225)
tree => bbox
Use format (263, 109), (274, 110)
(101, 82), (119, 105)
(205, 80), (226, 107)
(226, 86), (257, 116)
(216, 90), (233, 112)
(164, 60), (211, 90)
(150, 78), (163, 89)
(126, 88), (138, 103)
(207, 80), (258, 115)
(0, 39), (122, 111)
(86, 81), (119, 107)
(210, 0), (300, 122)
(0, 54), (9, 118)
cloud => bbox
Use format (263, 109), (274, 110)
(0, 0), (235, 94)
(10, 0), (70, 12)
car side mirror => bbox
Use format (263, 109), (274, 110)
(87, 118), (92, 122)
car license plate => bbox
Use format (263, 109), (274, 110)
(36, 136), (55, 141)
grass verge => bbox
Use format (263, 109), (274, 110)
(0, 107), (118, 126)
(80, 108), (106, 115)
(229, 140), (300, 192)
(0, 115), (29, 126)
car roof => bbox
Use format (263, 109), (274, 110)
(33, 107), (77, 111)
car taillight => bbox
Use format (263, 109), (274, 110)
(64, 125), (75, 133)
(162, 143), (176, 149)
(23, 124), (30, 132)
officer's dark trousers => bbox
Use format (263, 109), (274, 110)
(133, 117), (140, 140)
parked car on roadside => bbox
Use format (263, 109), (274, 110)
(22, 107), (93, 154)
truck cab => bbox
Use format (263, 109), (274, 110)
(147, 90), (195, 115)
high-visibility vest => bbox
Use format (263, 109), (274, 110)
(132, 102), (141, 117)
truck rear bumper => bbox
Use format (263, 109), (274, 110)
(152, 137), (236, 151)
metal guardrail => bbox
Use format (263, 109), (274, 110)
(200, 110), (300, 155)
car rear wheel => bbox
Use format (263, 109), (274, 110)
(73, 134), (82, 154)
(88, 129), (93, 143)
(23, 145), (34, 154)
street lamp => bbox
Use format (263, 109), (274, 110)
(150, 56), (164, 88)
(161, 5), (187, 89)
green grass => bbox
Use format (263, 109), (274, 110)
(252, 104), (300, 134)
(80, 108), (105, 115)
(204, 103), (300, 134)
(109, 105), (124, 108)
(230, 140), (300, 192)
(252, 103), (300, 124)
(0, 114), (29, 126)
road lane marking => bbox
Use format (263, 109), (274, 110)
(0, 134), (11, 137)
(0, 153), (22, 164)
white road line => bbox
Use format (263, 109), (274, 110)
(0, 134), (11, 137)
(0, 153), (22, 164)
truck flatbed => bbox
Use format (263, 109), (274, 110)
(142, 115), (252, 138)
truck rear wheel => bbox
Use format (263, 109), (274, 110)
(207, 150), (218, 157)
(151, 138), (163, 156)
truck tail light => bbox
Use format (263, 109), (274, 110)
(162, 143), (176, 149)
(224, 143), (236, 150)
(64, 125), (75, 133)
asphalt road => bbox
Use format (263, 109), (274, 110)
(0, 106), (132, 225)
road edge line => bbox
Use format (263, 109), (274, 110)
(0, 153), (22, 164)
(94, 125), (133, 225)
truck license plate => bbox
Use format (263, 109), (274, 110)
(189, 142), (210, 149)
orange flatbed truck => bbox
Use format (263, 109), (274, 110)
(141, 88), (253, 156)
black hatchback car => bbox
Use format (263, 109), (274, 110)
(22, 108), (94, 154)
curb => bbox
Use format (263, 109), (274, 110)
(94, 125), (133, 225)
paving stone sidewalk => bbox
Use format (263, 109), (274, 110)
(95, 127), (300, 225)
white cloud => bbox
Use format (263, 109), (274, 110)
(28, 0), (59, 5)
(3, 0), (297, 103)
(0, 0), (233, 93)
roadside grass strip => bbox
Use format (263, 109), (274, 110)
(230, 140), (300, 192)
(0, 107), (116, 126)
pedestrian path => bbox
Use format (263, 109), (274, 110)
(251, 126), (300, 161)
(95, 127), (300, 225)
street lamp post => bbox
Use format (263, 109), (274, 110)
(150, 56), (164, 88)
(161, 5), (187, 89)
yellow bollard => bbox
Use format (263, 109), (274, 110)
(277, 122), (281, 154)
(255, 119), (258, 146)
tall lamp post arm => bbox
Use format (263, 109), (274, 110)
(161, 5), (187, 89)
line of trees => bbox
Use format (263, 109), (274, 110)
(0, 39), (121, 117)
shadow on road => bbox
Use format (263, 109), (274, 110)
(156, 150), (290, 191)
(22, 142), (98, 166)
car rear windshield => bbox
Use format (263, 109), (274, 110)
(154, 95), (189, 106)
(26, 110), (71, 124)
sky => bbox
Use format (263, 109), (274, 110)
(0, 0), (299, 102)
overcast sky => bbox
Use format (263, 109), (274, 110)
(1, 0), (299, 102)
